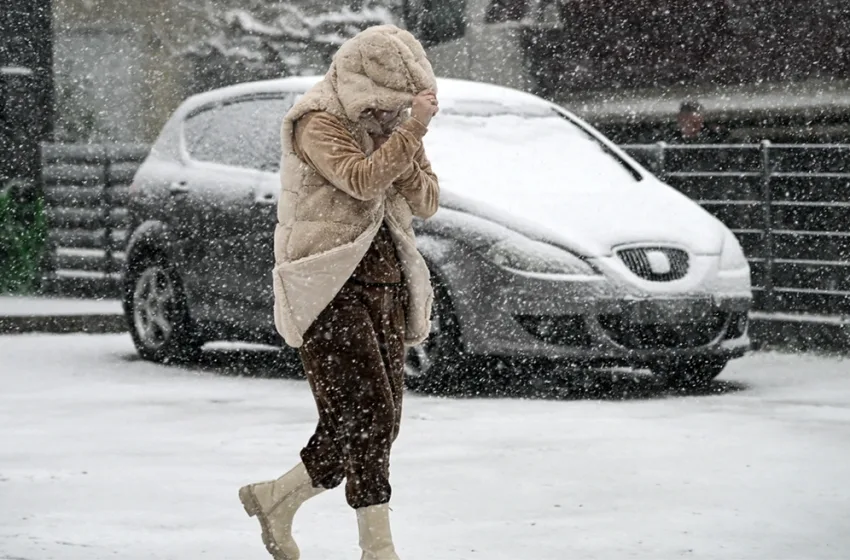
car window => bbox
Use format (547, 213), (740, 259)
(183, 95), (293, 171)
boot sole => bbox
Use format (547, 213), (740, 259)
(238, 485), (295, 560)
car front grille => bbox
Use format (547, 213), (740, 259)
(617, 247), (689, 282)
(598, 312), (728, 349)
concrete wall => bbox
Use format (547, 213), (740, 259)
(51, 0), (363, 143)
(53, 0), (210, 143)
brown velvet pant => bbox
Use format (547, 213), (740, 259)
(298, 280), (406, 509)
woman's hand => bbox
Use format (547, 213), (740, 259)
(411, 90), (439, 127)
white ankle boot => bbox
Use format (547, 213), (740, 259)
(357, 504), (401, 560)
(239, 463), (324, 560)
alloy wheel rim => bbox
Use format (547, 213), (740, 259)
(132, 266), (175, 350)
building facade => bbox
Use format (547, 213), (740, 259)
(52, 0), (384, 143)
(417, 0), (850, 142)
(51, 0), (850, 144)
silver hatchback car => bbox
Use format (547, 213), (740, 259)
(123, 77), (751, 392)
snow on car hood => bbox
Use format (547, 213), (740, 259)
(424, 108), (725, 256)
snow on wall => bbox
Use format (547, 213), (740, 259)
(183, 2), (398, 81)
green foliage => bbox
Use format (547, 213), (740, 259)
(0, 184), (47, 294)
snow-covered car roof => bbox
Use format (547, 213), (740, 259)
(181, 76), (551, 113)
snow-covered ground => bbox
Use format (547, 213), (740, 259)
(1, 334), (849, 560)
(0, 296), (122, 317)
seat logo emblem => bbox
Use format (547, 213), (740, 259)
(645, 250), (672, 275)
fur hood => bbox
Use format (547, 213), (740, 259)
(281, 25), (437, 151)
(330, 24), (437, 122)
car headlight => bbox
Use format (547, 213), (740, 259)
(483, 238), (597, 275)
(720, 230), (749, 271)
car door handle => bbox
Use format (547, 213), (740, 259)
(169, 181), (189, 195)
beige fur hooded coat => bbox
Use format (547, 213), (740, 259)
(273, 25), (439, 349)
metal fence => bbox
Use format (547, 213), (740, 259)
(623, 143), (850, 318)
(39, 142), (850, 320)
(41, 143), (148, 295)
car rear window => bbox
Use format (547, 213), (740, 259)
(183, 95), (293, 170)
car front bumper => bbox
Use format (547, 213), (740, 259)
(448, 259), (752, 364)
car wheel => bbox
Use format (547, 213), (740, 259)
(125, 254), (202, 364)
(652, 356), (728, 389)
(404, 275), (466, 394)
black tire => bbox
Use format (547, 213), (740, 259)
(652, 356), (729, 389)
(124, 253), (203, 364)
(404, 274), (468, 395)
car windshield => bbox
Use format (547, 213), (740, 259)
(424, 100), (640, 202)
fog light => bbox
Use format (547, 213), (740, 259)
(515, 315), (591, 347)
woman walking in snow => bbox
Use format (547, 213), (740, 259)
(238, 25), (440, 560)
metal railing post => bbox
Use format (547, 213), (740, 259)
(655, 141), (668, 180)
(102, 149), (113, 276)
(38, 144), (57, 290)
(760, 140), (775, 312)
